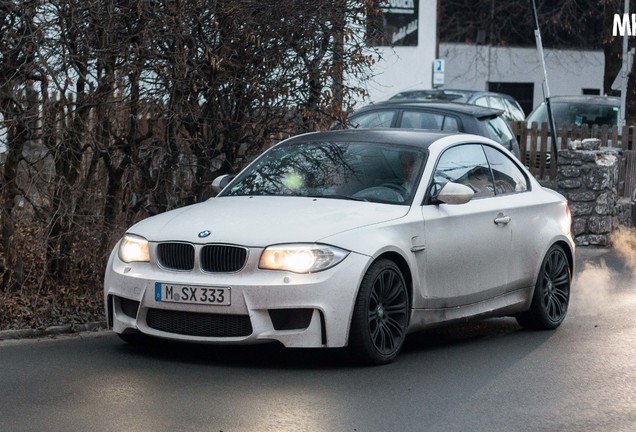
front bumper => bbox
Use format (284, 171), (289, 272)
(103, 245), (369, 348)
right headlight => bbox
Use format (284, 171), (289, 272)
(259, 244), (349, 273)
(118, 234), (150, 263)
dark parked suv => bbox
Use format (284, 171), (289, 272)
(526, 95), (620, 130)
(339, 101), (520, 158)
(389, 89), (526, 124)
(523, 96), (621, 168)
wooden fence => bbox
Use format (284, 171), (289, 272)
(511, 121), (636, 198)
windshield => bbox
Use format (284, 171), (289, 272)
(527, 101), (619, 130)
(221, 141), (426, 205)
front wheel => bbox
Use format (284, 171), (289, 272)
(516, 245), (571, 330)
(348, 259), (409, 365)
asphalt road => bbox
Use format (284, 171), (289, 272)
(1, 248), (635, 432)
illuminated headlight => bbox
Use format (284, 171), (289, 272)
(259, 244), (349, 273)
(118, 234), (150, 263)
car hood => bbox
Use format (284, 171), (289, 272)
(126, 196), (409, 247)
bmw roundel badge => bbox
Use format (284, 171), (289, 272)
(198, 230), (212, 238)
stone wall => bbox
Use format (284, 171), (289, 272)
(555, 139), (632, 246)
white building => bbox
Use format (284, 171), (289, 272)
(361, 0), (439, 104)
(438, 43), (606, 115)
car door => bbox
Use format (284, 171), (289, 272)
(481, 144), (536, 291)
(420, 143), (512, 308)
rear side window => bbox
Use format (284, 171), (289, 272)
(487, 96), (506, 111)
(503, 99), (525, 120)
(348, 110), (396, 129)
(483, 146), (529, 194)
(474, 97), (489, 108)
(400, 110), (460, 131)
(480, 115), (514, 145)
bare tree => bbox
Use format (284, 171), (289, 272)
(0, 0), (45, 289)
(0, 0), (379, 323)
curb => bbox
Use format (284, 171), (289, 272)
(0, 321), (107, 341)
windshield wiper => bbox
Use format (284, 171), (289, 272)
(307, 194), (368, 202)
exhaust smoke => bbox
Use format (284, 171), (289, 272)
(609, 226), (636, 273)
(571, 227), (636, 315)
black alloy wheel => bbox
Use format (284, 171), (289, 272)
(348, 259), (409, 365)
(516, 245), (570, 330)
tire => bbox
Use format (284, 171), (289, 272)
(348, 259), (409, 365)
(516, 245), (570, 330)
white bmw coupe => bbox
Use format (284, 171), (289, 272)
(104, 129), (574, 364)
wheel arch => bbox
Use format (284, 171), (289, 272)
(553, 239), (575, 277)
(374, 251), (413, 314)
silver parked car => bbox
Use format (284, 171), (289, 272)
(104, 129), (574, 365)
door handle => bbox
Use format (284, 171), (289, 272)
(494, 213), (511, 225)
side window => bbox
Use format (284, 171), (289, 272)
(433, 144), (494, 198)
(441, 115), (460, 131)
(400, 111), (444, 130)
(488, 96), (506, 111)
(483, 146), (529, 194)
(480, 115), (514, 145)
(503, 99), (526, 121)
(474, 97), (489, 108)
(348, 110), (396, 129)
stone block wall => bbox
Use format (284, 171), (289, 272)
(555, 139), (631, 246)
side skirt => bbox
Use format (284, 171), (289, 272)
(407, 286), (533, 332)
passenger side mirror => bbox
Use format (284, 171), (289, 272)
(212, 174), (236, 194)
(434, 182), (474, 205)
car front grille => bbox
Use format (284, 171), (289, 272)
(157, 243), (195, 271)
(156, 243), (248, 272)
(146, 308), (253, 337)
(201, 245), (248, 272)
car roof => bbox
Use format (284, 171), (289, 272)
(547, 95), (620, 106)
(444, 89), (517, 100)
(390, 88), (518, 103)
(284, 128), (459, 150)
(352, 101), (503, 118)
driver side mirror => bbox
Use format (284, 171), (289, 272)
(433, 182), (474, 205)
(212, 174), (236, 194)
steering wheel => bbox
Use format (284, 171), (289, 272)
(379, 182), (408, 197)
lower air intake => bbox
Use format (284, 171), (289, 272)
(146, 309), (253, 337)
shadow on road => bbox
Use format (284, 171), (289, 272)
(112, 316), (545, 370)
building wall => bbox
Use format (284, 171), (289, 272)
(438, 43), (605, 113)
(362, 0), (438, 104)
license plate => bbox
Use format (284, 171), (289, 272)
(154, 282), (231, 306)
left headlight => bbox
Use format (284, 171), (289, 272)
(118, 234), (150, 263)
(259, 244), (349, 273)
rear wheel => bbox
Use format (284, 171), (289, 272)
(516, 245), (570, 330)
(348, 259), (409, 365)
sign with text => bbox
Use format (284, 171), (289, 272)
(433, 59), (445, 87)
(368, 0), (419, 47)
